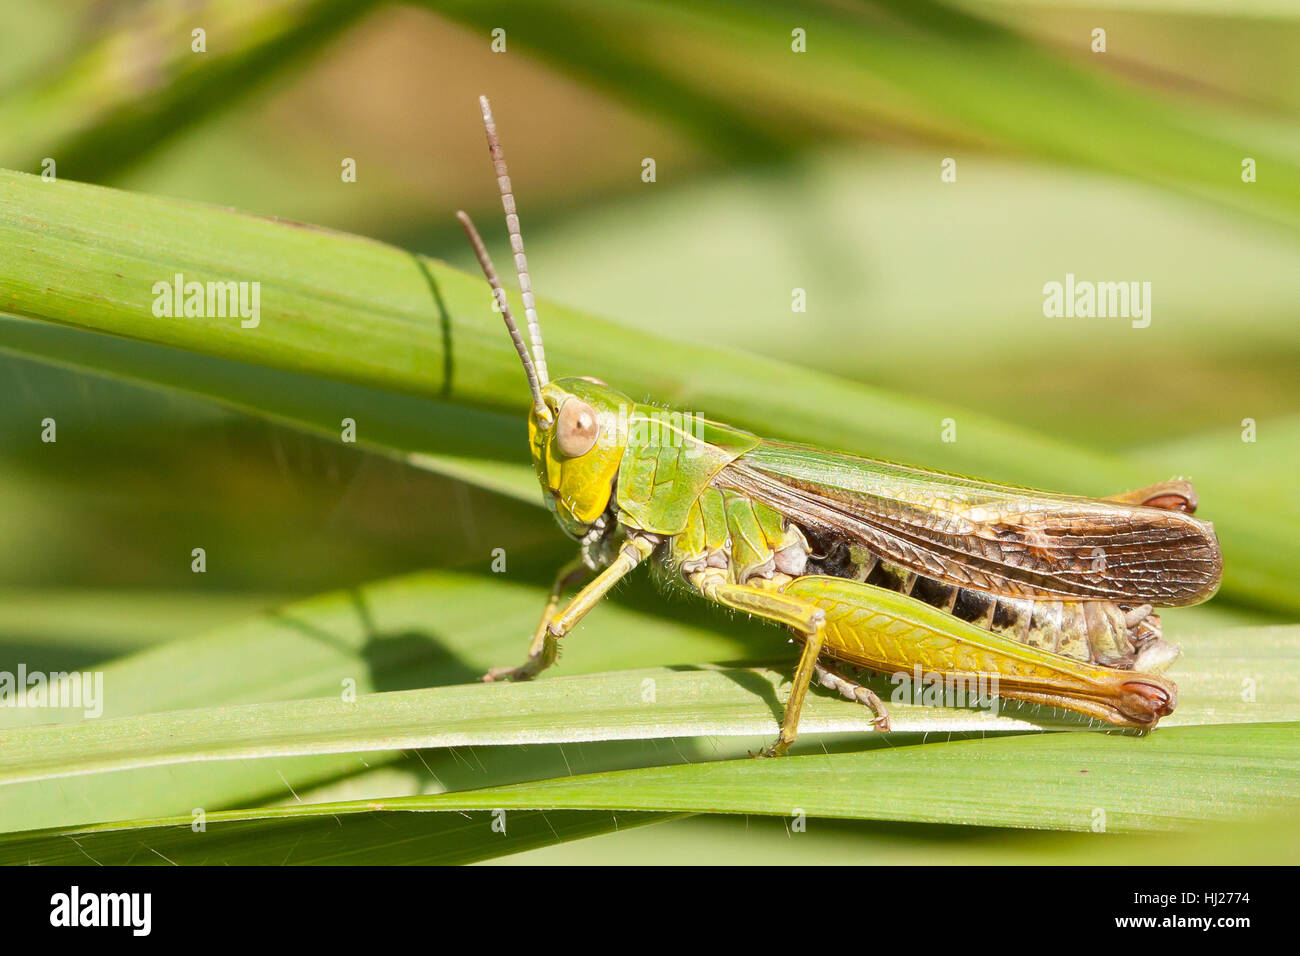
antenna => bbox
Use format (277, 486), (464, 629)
(456, 210), (551, 426)
(478, 94), (548, 384)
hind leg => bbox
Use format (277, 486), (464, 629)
(1106, 479), (1197, 513)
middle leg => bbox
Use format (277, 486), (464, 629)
(814, 661), (891, 731)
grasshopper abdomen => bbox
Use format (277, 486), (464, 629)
(799, 522), (1178, 673)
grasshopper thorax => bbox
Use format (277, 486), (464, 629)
(530, 377), (631, 539)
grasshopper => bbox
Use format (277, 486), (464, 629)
(457, 96), (1223, 756)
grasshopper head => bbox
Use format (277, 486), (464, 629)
(529, 377), (630, 539)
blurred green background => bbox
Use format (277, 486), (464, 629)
(1, 0), (1297, 863)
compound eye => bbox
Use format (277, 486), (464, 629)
(556, 398), (599, 458)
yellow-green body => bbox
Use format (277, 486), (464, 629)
(512, 376), (1209, 741)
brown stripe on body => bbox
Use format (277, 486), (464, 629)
(909, 574), (958, 613)
(933, 578), (1140, 667)
(989, 596), (1033, 643)
(951, 585), (996, 630)
(865, 559), (915, 595)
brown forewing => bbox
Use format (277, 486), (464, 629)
(717, 444), (1222, 606)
